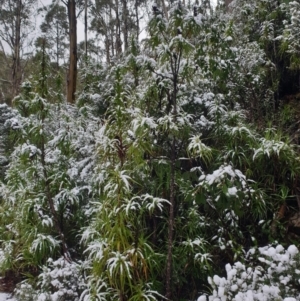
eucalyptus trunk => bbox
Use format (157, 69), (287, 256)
(66, 0), (77, 104)
(115, 0), (122, 56)
(109, 7), (114, 57)
(84, 0), (88, 58)
(135, 0), (139, 41)
(12, 0), (22, 98)
(56, 21), (60, 70)
(122, 0), (128, 51)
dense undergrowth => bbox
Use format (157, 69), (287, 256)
(1, 0), (300, 300)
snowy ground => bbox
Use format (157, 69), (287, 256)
(0, 293), (15, 301)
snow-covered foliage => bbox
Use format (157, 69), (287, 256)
(0, 81), (99, 279)
(198, 244), (300, 301)
(15, 258), (86, 301)
(0, 1), (300, 300)
(0, 104), (18, 180)
(281, 1), (300, 70)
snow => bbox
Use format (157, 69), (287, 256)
(287, 245), (298, 256)
(199, 243), (300, 301)
(0, 293), (15, 301)
(227, 186), (238, 196)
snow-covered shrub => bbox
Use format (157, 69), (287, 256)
(0, 80), (99, 294)
(198, 244), (300, 301)
(0, 104), (18, 181)
(15, 258), (86, 301)
(281, 1), (300, 70)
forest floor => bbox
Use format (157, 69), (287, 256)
(0, 293), (15, 301)
(0, 277), (17, 301)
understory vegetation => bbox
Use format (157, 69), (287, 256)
(1, 0), (300, 300)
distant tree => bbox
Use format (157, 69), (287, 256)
(89, 0), (123, 61)
(40, 3), (68, 69)
(90, 0), (146, 63)
(0, 0), (37, 103)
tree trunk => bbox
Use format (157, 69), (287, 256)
(122, 0), (128, 51)
(56, 21), (60, 70)
(84, 0), (88, 58)
(12, 0), (22, 98)
(110, 6), (115, 57)
(115, 0), (122, 56)
(105, 37), (111, 64)
(67, 0), (77, 104)
(135, 0), (139, 42)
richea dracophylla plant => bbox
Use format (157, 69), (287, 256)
(0, 78), (99, 299)
(81, 4), (214, 300)
(78, 2), (273, 300)
(0, 104), (18, 182)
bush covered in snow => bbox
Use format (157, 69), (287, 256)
(198, 245), (300, 301)
(14, 258), (86, 301)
